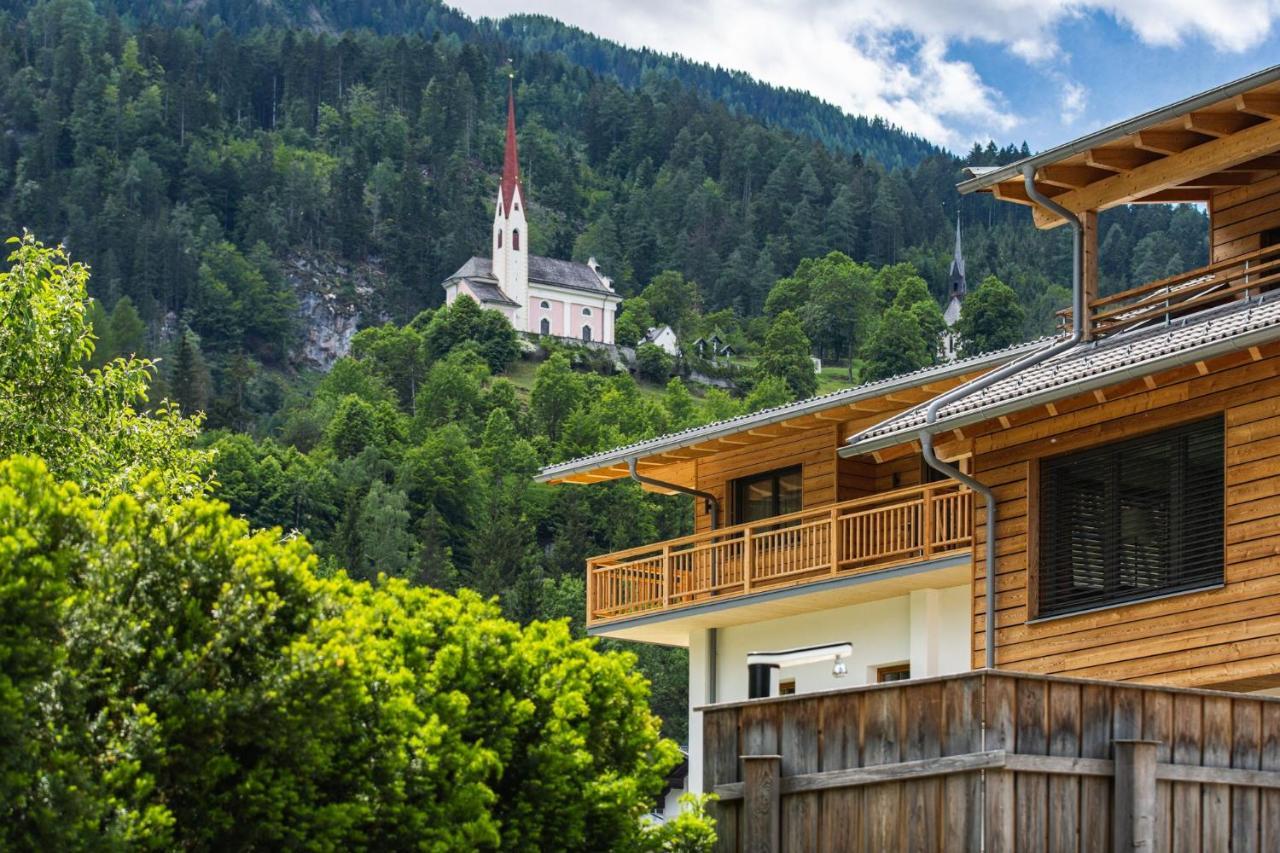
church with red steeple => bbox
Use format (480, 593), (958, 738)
(440, 79), (621, 344)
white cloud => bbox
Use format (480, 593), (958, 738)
(452, 0), (1280, 148)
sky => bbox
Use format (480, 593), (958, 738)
(451, 0), (1280, 154)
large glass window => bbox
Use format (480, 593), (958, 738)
(1038, 416), (1224, 618)
(733, 466), (803, 524)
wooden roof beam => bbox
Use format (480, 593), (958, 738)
(1086, 147), (1163, 172)
(1178, 171), (1258, 188)
(1184, 111), (1259, 138)
(1032, 117), (1280, 228)
(1037, 164), (1114, 189)
(1236, 93), (1280, 120)
(992, 180), (1067, 206)
(1220, 154), (1280, 172)
(1135, 130), (1212, 155)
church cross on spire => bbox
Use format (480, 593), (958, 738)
(500, 66), (521, 217)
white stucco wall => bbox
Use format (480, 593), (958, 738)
(685, 582), (971, 793)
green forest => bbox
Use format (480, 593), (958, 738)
(0, 0), (1214, 750)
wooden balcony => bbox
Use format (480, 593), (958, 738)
(1060, 243), (1280, 337)
(586, 481), (973, 627)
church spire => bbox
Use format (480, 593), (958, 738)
(948, 214), (966, 297)
(500, 73), (521, 217)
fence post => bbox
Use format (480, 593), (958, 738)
(1113, 739), (1160, 851)
(743, 529), (754, 593)
(743, 754), (781, 853)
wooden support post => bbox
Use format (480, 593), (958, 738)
(1083, 209), (1100, 340)
(743, 754), (781, 853)
(586, 560), (596, 623)
(1113, 739), (1160, 851)
(743, 530), (754, 593)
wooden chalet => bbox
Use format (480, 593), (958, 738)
(538, 64), (1280, 850)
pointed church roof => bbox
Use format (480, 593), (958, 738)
(500, 77), (521, 216)
(948, 215), (966, 297)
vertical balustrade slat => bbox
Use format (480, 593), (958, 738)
(662, 546), (671, 609)
(924, 490), (934, 558)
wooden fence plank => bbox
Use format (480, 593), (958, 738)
(861, 686), (902, 851)
(705, 708), (741, 853)
(743, 755), (781, 853)
(985, 674), (1017, 853)
(1048, 681), (1082, 853)
(1202, 696), (1232, 851)
(942, 675), (983, 852)
(1260, 702), (1280, 852)
(1231, 700), (1261, 853)
(1144, 690), (1174, 853)
(904, 682), (943, 852)
(781, 699), (820, 852)
(1081, 682), (1113, 852)
(818, 693), (861, 853)
(1016, 677), (1049, 851)
(1171, 693), (1203, 853)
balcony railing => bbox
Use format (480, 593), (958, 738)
(1058, 243), (1280, 337)
(586, 481), (973, 625)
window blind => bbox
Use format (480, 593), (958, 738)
(1038, 416), (1223, 618)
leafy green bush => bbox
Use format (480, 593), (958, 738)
(0, 455), (680, 849)
(636, 342), (675, 382)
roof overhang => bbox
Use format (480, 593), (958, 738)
(535, 341), (1044, 485)
(960, 64), (1280, 228)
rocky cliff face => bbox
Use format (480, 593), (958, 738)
(284, 253), (385, 371)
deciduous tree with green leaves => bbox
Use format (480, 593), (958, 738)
(0, 234), (208, 498)
(957, 275), (1027, 356)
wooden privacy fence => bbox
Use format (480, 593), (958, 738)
(586, 481), (972, 625)
(702, 670), (1280, 851)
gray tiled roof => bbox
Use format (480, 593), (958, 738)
(535, 338), (1045, 482)
(844, 292), (1280, 455)
(442, 254), (618, 297)
(463, 279), (519, 307)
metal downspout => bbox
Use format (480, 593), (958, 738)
(626, 457), (721, 702)
(919, 164), (1086, 670)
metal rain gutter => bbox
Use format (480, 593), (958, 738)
(956, 63), (1280, 195)
(918, 164), (1087, 670)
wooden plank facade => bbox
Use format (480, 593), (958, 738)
(967, 341), (1280, 689)
(703, 671), (1280, 852)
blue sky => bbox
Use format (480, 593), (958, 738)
(453, 0), (1280, 154)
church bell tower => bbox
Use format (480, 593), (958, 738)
(493, 75), (529, 329)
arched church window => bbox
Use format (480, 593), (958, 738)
(540, 300), (550, 310)
(582, 325), (592, 342)
(497, 232), (502, 248)
(582, 307), (592, 316)
(513, 230), (520, 250)
(540, 318), (550, 335)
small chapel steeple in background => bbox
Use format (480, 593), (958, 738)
(948, 214), (967, 300)
(942, 214), (967, 361)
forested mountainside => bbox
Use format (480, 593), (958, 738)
(0, 0), (1212, 738)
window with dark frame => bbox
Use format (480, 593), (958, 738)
(732, 465), (803, 525)
(1037, 416), (1224, 619)
(877, 664), (910, 683)
(777, 679), (796, 696)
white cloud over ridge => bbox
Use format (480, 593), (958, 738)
(454, 0), (1280, 149)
